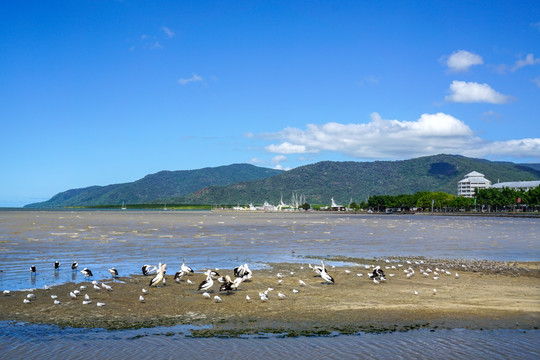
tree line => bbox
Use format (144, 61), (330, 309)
(347, 186), (540, 213)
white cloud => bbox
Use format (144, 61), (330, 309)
(178, 73), (204, 85)
(533, 76), (540, 88)
(262, 113), (540, 161)
(443, 50), (484, 72)
(162, 26), (175, 38)
(512, 53), (540, 71)
(444, 81), (512, 104)
(271, 155), (287, 164)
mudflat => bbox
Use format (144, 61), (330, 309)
(1, 258), (539, 336)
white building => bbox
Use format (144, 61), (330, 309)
(457, 171), (492, 198)
(491, 180), (540, 191)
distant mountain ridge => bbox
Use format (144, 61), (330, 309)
(171, 154), (540, 205)
(25, 164), (283, 208)
(25, 154), (540, 208)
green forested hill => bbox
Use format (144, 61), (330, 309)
(25, 164), (283, 208)
(172, 154), (540, 206)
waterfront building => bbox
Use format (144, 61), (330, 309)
(491, 180), (540, 191)
(457, 171), (492, 198)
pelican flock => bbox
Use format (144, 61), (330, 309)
(5, 256), (461, 313)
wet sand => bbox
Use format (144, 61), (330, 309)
(1, 259), (539, 336)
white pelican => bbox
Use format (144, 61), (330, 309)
(320, 270), (335, 284)
(108, 268), (119, 278)
(81, 268), (93, 278)
(219, 275), (234, 293)
(71, 261), (78, 271)
(142, 264), (157, 276)
(174, 271), (185, 283)
(234, 263), (252, 280)
(198, 271), (214, 292)
(214, 295), (222, 303)
(310, 263), (323, 276)
(97, 302), (106, 307)
(149, 263), (166, 287)
(181, 258), (194, 275)
(30, 265), (37, 274)
(139, 295), (145, 302)
(233, 276), (244, 290)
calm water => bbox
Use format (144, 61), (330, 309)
(0, 210), (539, 359)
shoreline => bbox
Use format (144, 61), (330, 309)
(1, 258), (539, 336)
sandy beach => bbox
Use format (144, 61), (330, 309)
(2, 258), (539, 336)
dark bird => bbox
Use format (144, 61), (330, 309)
(30, 265), (37, 274)
(108, 268), (119, 278)
(54, 261), (60, 270)
(142, 264), (157, 276)
(71, 261), (78, 271)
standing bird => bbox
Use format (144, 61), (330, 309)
(139, 295), (145, 303)
(71, 261), (78, 271)
(320, 260), (335, 284)
(54, 261), (60, 270)
(181, 258), (194, 275)
(81, 268), (93, 278)
(30, 265), (37, 274)
(198, 270), (214, 292)
(108, 268), (119, 278)
(219, 275), (234, 293)
(149, 263), (166, 287)
(174, 271), (185, 283)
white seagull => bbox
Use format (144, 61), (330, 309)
(139, 295), (145, 302)
(214, 295), (222, 303)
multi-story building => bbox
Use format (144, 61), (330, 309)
(457, 171), (492, 198)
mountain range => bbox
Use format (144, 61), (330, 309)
(25, 154), (540, 208)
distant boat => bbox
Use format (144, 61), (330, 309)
(163, 204), (168, 211)
(121, 202), (126, 210)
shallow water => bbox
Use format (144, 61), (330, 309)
(0, 210), (539, 359)
(1, 321), (539, 360)
(0, 210), (538, 291)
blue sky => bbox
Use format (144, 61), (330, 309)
(1, 1), (539, 207)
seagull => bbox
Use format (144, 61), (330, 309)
(259, 292), (269, 302)
(278, 292), (286, 299)
(414, 290), (418, 295)
(81, 268), (93, 278)
(73, 289), (81, 296)
(97, 302), (106, 307)
(71, 261), (78, 271)
(93, 284), (101, 291)
(3, 290), (11, 296)
(142, 288), (149, 294)
(433, 289), (437, 294)
(108, 268), (119, 278)
(214, 295), (222, 303)
(181, 258), (194, 275)
(82, 300), (91, 305)
(80, 285), (87, 290)
(245, 295), (252, 302)
(142, 264), (157, 276)
(30, 265), (37, 274)
(292, 289), (299, 293)
(198, 271), (214, 292)
(23, 299), (31, 304)
(102, 283), (113, 291)
(54, 299), (61, 305)
(139, 295), (145, 302)
(69, 292), (77, 299)
(54, 261), (60, 270)
(187, 279), (193, 284)
(84, 293), (90, 300)
(299, 279), (307, 287)
(27, 293), (36, 299)
(202, 292), (211, 299)
(455, 272), (460, 278)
